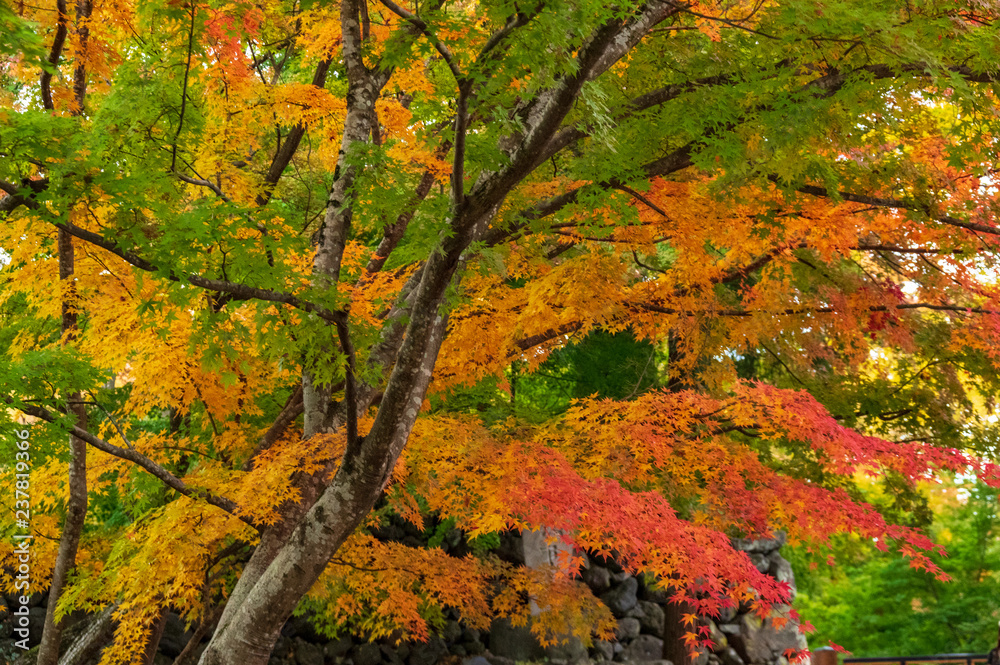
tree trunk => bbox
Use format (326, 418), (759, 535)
(37, 230), (89, 665)
(662, 596), (695, 665)
(141, 609), (169, 665)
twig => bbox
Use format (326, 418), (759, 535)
(171, 2), (198, 171)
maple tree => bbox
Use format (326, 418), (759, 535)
(3, 0), (1000, 663)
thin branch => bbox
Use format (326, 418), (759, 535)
(84, 390), (133, 449)
(171, 1), (198, 171)
(633, 249), (667, 274)
(758, 342), (807, 388)
(793, 181), (1000, 237)
(378, 0), (464, 83)
(16, 403), (255, 528)
(336, 318), (360, 457)
(716, 245), (802, 285)
(362, 166), (440, 276)
(44, 217), (346, 323)
(614, 183), (672, 219)
(72, 0), (93, 112)
(174, 172), (230, 201)
(664, 0), (778, 39)
(639, 301), (1000, 317)
(452, 81), (472, 206)
(482, 143), (695, 247)
(256, 58), (333, 208)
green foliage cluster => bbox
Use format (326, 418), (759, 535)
(792, 478), (1000, 656)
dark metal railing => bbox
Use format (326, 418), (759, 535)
(812, 646), (990, 665)
(843, 654), (989, 665)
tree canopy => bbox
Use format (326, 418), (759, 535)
(3, 0), (1000, 663)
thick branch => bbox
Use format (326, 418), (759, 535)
(255, 59), (333, 208)
(639, 301), (1000, 317)
(242, 384), (305, 471)
(795, 182), (1000, 237)
(40, 0), (69, 110)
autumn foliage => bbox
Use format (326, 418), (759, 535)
(3, 0), (1000, 663)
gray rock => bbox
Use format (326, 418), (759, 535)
(284, 615), (325, 643)
(732, 533), (787, 554)
(462, 657), (492, 665)
(600, 577), (639, 617)
(325, 635), (354, 659)
(719, 623), (741, 636)
(749, 553), (770, 574)
(641, 584), (670, 604)
(481, 652), (516, 665)
(610, 571), (633, 584)
(488, 618), (544, 662)
(594, 640), (615, 661)
(718, 605), (737, 623)
(381, 645), (405, 665)
(621, 635), (664, 662)
(409, 638), (449, 665)
(706, 621), (727, 650)
(355, 644), (382, 665)
(615, 617), (642, 641)
(637, 601), (665, 637)
(736, 610), (802, 664)
(295, 640), (324, 665)
(159, 612), (192, 658)
(444, 620), (463, 643)
(720, 647), (745, 665)
(769, 557), (796, 599)
(272, 636), (291, 659)
(547, 636), (588, 664)
(583, 565), (613, 594)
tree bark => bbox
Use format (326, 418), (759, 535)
(56, 603), (118, 665)
(37, 230), (89, 665)
(141, 608), (169, 665)
(662, 596), (695, 665)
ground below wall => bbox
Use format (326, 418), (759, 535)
(0, 535), (806, 665)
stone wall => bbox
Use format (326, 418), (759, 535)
(0, 534), (806, 665)
(541, 534), (807, 665)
